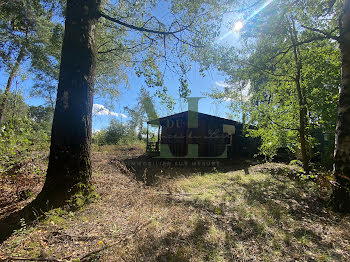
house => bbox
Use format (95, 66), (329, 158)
(146, 111), (258, 158)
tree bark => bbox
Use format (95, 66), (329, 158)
(296, 84), (310, 175)
(289, 18), (310, 175)
(0, 1), (101, 238)
(0, 44), (25, 124)
(36, 0), (101, 205)
(331, 0), (350, 212)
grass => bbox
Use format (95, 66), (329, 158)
(168, 168), (332, 261)
(92, 142), (146, 156)
(0, 150), (349, 261)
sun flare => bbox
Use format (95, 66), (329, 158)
(233, 21), (243, 32)
(218, 0), (275, 41)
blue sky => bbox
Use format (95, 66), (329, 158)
(0, 0), (267, 131)
(91, 64), (233, 131)
(0, 59), (233, 131)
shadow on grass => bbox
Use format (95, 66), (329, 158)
(135, 216), (228, 262)
(238, 175), (333, 223)
(121, 154), (258, 185)
(157, 170), (347, 261)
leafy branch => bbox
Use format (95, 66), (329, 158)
(98, 11), (192, 36)
(300, 24), (339, 41)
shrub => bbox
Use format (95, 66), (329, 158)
(92, 119), (139, 146)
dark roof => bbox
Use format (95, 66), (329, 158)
(147, 110), (241, 126)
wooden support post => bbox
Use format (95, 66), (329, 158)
(157, 125), (161, 152)
(146, 123), (149, 150)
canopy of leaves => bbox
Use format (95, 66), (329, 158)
(93, 119), (137, 145)
(202, 0), (341, 166)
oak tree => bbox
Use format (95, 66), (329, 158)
(29, 0), (230, 210)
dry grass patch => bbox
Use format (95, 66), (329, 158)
(0, 152), (229, 261)
(0, 156), (349, 261)
(164, 163), (350, 261)
(0, 152), (47, 219)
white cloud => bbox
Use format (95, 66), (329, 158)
(215, 80), (251, 102)
(240, 82), (251, 102)
(223, 97), (234, 102)
(215, 81), (230, 88)
(93, 104), (127, 118)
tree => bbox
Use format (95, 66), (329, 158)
(0, 0), (29, 123)
(278, 0), (350, 211)
(124, 88), (158, 140)
(331, 0), (350, 212)
(0, 44), (26, 123)
(29, 3), (133, 109)
(203, 0), (349, 211)
(202, 1), (340, 170)
(0, 0), (63, 123)
(33, 0), (102, 206)
(25, 0), (230, 210)
(94, 119), (136, 145)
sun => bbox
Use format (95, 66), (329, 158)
(233, 21), (244, 32)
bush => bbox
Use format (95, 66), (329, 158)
(93, 119), (139, 146)
(0, 93), (52, 174)
(0, 121), (48, 175)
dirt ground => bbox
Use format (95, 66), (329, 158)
(0, 145), (349, 261)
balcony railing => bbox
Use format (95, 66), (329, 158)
(146, 142), (160, 155)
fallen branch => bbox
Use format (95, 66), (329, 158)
(157, 192), (201, 196)
(4, 257), (64, 262)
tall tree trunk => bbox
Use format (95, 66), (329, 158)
(296, 87), (310, 175)
(35, 0), (101, 205)
(294, 65), (310, 175)
(331, 0), (350, 212)
(0, 1), (100, 237)
(289, 18), (310, 175)
(0, 45), (25, 124)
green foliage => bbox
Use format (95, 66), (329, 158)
(124, 88), (159, 139)
(203, 0), (340, 168)
(96, 0), (233, 105)
(0, 124), (28, 174)
(11, 218), (30, 245)
(28, 105), (54, 137)
(289, 160), (303, 166)
(0, 0), (64, 101)
(0, 92), (52, 174)
(249, 126), (297, 160)
(93, 119), (138, 146)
